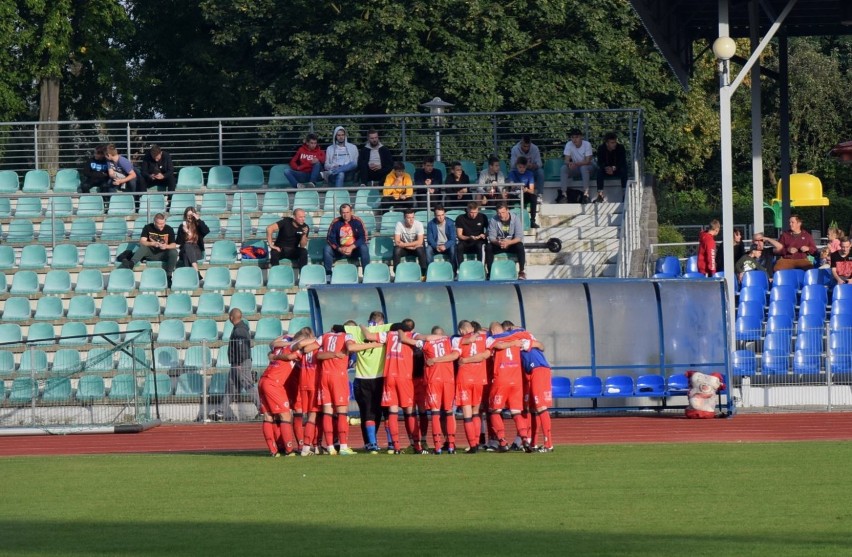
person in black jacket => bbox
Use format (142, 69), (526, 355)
(80, 145), (111, 194)
(176, 206), (210, 279)
(211, 308), (260, 421)
(358, 129), (393, 185)
(140, 144), (176, 211)
(596, 132), (629, 200)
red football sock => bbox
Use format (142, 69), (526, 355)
(262, 421), (278, 454)
(278, 420), (295, 454)
(292, 414), (304, 447)
(512, 413), (530, 441)
(489, 412), (506, 443)
(336, 413), (349, 446)
(304, 421), (317, 448)
(539, 410), (553, 448)
(445, 414), (456, 446)
(431, 412), (444, 448)
(322, 413), (334, 448)
(404, 413), (418, 445)
(386, 413), (400, 450)
(463, 417), (479, 448)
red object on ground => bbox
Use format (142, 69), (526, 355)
(1, 412), (852, 457)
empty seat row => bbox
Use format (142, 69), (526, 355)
(550, 374), (695, 399)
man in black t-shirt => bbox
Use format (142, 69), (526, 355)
(454, 201), (491, 268)
(122, 213), (179, 285)
(266, 208), (309, 269)
(832, 238), (852, 285)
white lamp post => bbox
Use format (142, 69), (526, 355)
(421, 97), (453, 162)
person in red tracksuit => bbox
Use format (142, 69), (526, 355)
(284, 133), (326, 187)
(697, 219), (720, 277)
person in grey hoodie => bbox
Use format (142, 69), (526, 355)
(486, 202), (526, 280)
(358, 128), (393, 185)
(324, 125), (359, 187)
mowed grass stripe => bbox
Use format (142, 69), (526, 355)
(1, 442), (851, 556)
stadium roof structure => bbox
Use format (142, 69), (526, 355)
(630, 0), (852, 88)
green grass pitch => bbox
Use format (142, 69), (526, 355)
(1, 442), (851, 556)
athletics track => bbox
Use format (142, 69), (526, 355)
(1, 412), (851, 457)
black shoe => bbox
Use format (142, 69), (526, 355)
(166, 275), (172, 289)
(119, 260), (133, 270)
(464, 446), (478, 454)
(530, 222), (540, 229)
(580, 193), (591, 205)
(496, 444), (510, 453)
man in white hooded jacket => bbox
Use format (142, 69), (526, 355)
(324, 126), (359, 187)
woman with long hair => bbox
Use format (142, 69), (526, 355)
(176, 206), (209, 279)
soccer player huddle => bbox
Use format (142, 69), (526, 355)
(257, 314), (554, 457)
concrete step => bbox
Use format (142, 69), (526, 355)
(526, 250), (618, 266)
(540, 202), (623, 218)
(534, 225), (620, 241)
(525, 262), (617, 279)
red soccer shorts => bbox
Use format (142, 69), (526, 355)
(489, 382), (523, 411)
(259, 376), (291, 415)
(456, 382), (484, 409)
(381, 376), (414, 408)
(296, 388), (320, 413)
(527, 367), (553, 409)
(426, 380), (455, 411)
(414, 377), (428, 409)
(320, 372), (350, 407)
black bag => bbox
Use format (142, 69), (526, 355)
(116, 249), (133, 264)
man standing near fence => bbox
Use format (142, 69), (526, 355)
(212, 308), (259, 421)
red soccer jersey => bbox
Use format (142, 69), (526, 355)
(379, 330), (414, 379)
(452, 332), (488, 385)
(421, 336), (458, 383)
(319, 332), (352, 376)
(261, 345), (296, 383)
(485, 331), (524, 385)
(298, 349), (320, 391)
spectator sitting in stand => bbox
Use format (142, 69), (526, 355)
(413, 156), (444, 210)
(595, 132), (628, 201)
(735, 243), (768, 284)
(140, 144), (176, 211)
(358, 129), (393, 186)
(445, 161), (472, 211)
(426, 205), (458, 271)
(510, 135), (544, 196)
(380, 161), (414, 214)
(80, 145), (111, 194)
(477, 156), (506, 208)
(324, 126), (359, 187)
(773, 214), (817, 271)
(831, 237), (852, 285)
(284, 133), (325, 188)
(393, 208), (428, 277)
(506, 156), (538, 228)
(487, 202), (526, 280)
(323, 203), (370, 282)
(105, 143), (140, 212)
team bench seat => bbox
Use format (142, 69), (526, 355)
(550, 373), (702, 411)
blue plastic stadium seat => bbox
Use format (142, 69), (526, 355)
(773, 269), (804, 291)
(572, 376), (603, 397)
(740, 270), (770, 291)
(666, 374), (689, 395)
(738, 286), (765, 304)
(634, 375), (666, 396)
(551, 376), (572, 399)
(602, 375), (634, 397)
(761, 349), (790, 375)
(732, 349), (757, 376)
(654, 255), (681, 277)
(829, 332), (852, 373)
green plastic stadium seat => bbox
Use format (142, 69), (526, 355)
(10, 270), (41, 295)
(258, 214), (282, 235)
(0, 245), (15, 269)
(184, 346), (213, 370)
(262, 190), (289, 212)
(2, 297), (32, 321)
(306, 237), (325, 264)
(7, 219), (35, 242)
(37, 219), (66, 243)
(47, 196), (74, 217)
(92, 321), (121, 345)
(292, 290), (310, 315)
(205, 217), (222, 240)
(100, 217), (129, 241)
(132, 294), (162, 318)
(86, 348), (117, 374)
(82, 243), (112, 268)
(189, 319), (219, 342)
(166, 215), (182, 230)
(261, 291), (289, 315)
(489, 259), (518, 281)
(251, 345), (272, 370)
(323, 190), (352, 212)
(235, 266), (263, 290)
(362, 263), (391, 284)
(66, 295), (96, 320)
(163, 293), (193, 318)
(359, 212), (377, 233)
(255, 317), (283, 341)
(170, 267), (200, 292)
(394, 261), (423, 283)
(202, 266), (232, 291)
(229, 291), (257, 316)
(457, 260), (486, 281)
(267, 265), (295, 290)
(224, 214), (251, 239)
(215, 345), (231, 368)
(209, 240), (238, 265)
(176, 166), (204, 191)
(15, 196), (43, 217)
(380, 211), (402, 234)
(0, 324), (23, 345)
(355, 188), (382, 211)
(288, 316), (312, 335)
(157, 319), (186, 343)
(69, 218), (97, 241)
(52, 350), (81, 373)
(19, 245), (48, 270)
(43, 270), (72, 295)
(108, 374), (138, 400)
(75, 269), (105, 294)
(99, 294), (129, 319)
(139, 268), (168, 292)
(26, 322), (53, 345)
(543, 158), (562, 181)
(53, 169), (81, 193)
(0, 272), (5, 293)
(107, 195), (136, 216)
(52, 244), (80, 269)
(317, 213), (335, 234)
(20, 349), (49, 375)
(0, 197), (9, 217)
(175, 371), (204, 397)
(298, 264), (327, 287)
(77, 375), (106, 401)
(233, 192), (259, 213)
(116, 348), (149, 372)
(153, 347), (180, 371)
(293, 190), (321, 212)
(369, 236), (394, 262)
(0, 170), (19, 192)
(10, 377), (38, 404)
(22, 169), (50, 193)
(267, 165), (289, 189)
(139, 194), (166, 216)
(196, 292), (225, 317)
(331, 262), (359, 284)
(237, 165), (264, 190)
(125, 320), (153, 341)
(59, 322), (87, 345)
(143, 373), (173, 399)
(107, 269), (136, 295)
(42, 377), (72, 402)
(200, 192), (227, 214)
(207, 165), (235, 190)
(77, 195), (105, 216)
(170, 192), (197, 212)
(426, 261), (454, 282)
(0, 351), (15, 376)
